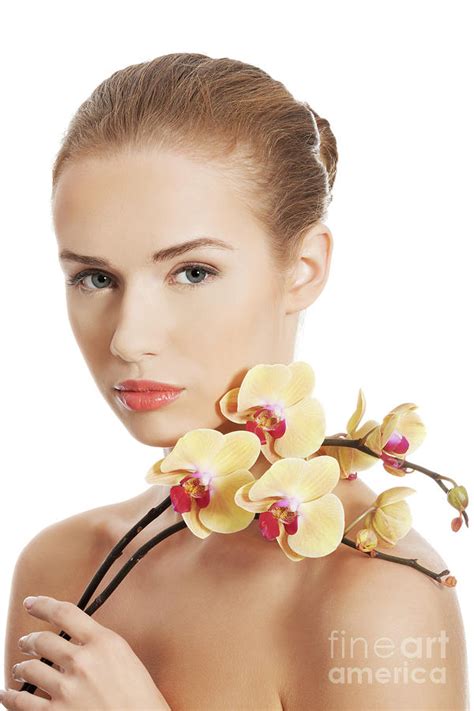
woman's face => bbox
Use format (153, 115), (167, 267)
(52, 149), (310, 448)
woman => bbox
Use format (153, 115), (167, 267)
(3, 53), (468, 710)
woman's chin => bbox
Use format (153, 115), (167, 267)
(122, 423), (183, 449)
(119, 414), (232, 449)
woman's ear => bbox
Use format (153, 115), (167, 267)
(284, 222), (333, 315)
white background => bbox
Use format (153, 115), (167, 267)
(1, 0), (472, 700)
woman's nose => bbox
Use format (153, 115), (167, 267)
(109, 286), (165, 362)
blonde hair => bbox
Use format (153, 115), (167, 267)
(52, 52), (338, 272)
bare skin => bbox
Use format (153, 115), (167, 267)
(5, 468), (468, 709)
(3, 148), (468, 709)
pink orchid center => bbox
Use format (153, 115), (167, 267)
(384, 429), (409, 454)
(170, 472), (212, 513)
(259, 497), (300, 540)
(182, 475), (208, 498)
(245, 404), (286, 445)
(380, 429), (410, 469)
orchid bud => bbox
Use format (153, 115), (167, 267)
(441, 575), (457, 588)
(447, 485), (468, 512)
(356, 528), (378, 552)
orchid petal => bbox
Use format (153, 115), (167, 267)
(181, 500), (213, 539)
(367, 500), (412, 545)
(364, 426), (384, 456)
(352, 418), (380, 442)
(390, 402), (419, 416)
(276, 527), (305, 561)
(160, 429), (224, 473)
(383, 461), (409, 477)
(277, 361), (315, 406)
(219, 388), (250, 424)
(246, 420), (267, 444)
(261, 434), (285, 464)
(375, 487), (416, 507)
(346, 388), (366, 435)
(145, 459), (189, 486)
(199, 470), (256, 533)
(237, 363), (291, 412)
(234, 481), (279, 513)
(378, 404), (426, 455)
(381, 411), (400, 441)
(259, 512), (281, 540)
(273, 397), (326, 458)
(170, 485), (192, 513)
(209, 431), (261, 476)
(248, 456), (340, 503)
(398, 409), (427, 454)
(287, 493), (345, 557)
(330, 443), (378, 478)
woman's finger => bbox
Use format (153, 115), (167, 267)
(12, 658), (64, 699)
(0, 687), (49, 710)
(23, 596), (100, 645)
(19, 630), (82, 672)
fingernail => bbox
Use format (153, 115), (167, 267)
(23, 596), (37, 609)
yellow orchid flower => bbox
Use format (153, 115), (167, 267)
(315, 388), (380, 479)
(363, 486), (416, 547)
(364, 402), (427, 476)
(219, 361), (326, 464)
(145, 429), (261, 539)
(234, 455), (345, 561)
(318, 391), (427, 479)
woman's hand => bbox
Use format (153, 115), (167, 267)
(0, 595), (170, 710)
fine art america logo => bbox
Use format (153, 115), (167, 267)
(328, 629), (449, 684)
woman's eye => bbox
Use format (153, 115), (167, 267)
(171, 264), (218, 288)
(66, 270), (115, 291)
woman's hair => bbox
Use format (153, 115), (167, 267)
(52, 52), (338, 272)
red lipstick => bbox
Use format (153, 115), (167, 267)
(114, 380), (184, 412)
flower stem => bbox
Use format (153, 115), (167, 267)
(76, 496), (173, 611)
(82, 520), (188, 615)
(341, 535), (450, 582)
(252, 513), (451, 582)
(344, 506), (376, 534)
(322, 437), (469, 527)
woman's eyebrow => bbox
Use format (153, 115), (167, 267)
(58, 236), (236, 268)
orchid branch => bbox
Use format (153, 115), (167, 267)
(323, 436), (469, 527)
(77, 496), (173, 612)
(341, 535), (452, 583)
(343, 506), (376, 534)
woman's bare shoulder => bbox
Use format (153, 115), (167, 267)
(18, 500), (123, 561)
(13, 485), (169, 593)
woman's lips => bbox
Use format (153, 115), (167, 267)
(115, 379), (182, 392)
(115, 389), (183, 412)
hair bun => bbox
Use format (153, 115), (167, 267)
(302, 101), (338, 193)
